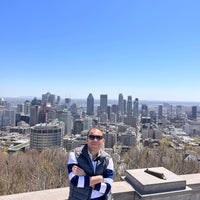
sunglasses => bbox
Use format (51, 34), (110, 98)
(88, 134), (104, 141)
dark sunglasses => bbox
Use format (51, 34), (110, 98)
(88, 134), (104, 141)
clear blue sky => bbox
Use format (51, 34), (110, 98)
(0, 0), (200, 102)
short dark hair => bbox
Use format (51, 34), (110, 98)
(87, 127), (104, 136)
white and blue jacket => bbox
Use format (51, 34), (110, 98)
(67, 144), (114, 200)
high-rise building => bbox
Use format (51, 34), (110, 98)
(176, 105), (182, 119)
(104, 131), (117, 148)
(70, 103), (78, 117)
(30, 105), (41, 126)
(42, 92), (56, 107)
(73, 119), (84, 134)
(65, 98), (71, 109)
(48, 94), (56, 107)
(127, 96), (133, 117)
(118, 131), (136, 147)
(110, 112), (117, 124)
(100, 94), (108, 115)
(57, 109), (73, 134)
(83, 116), (93, 130)
(100, 112), (108, 123)
(1, 109), (15, 127)
(30, 120), (64, 151)
(141, 104), (148, 117)
(158, 105), (163, 120)
(24, 100), (31, 116)
(56, 96), (61, 105)
(87, 93), (94, 115)
(167, 104), (173, 120)
(17, 104), (24, 114)
(118, 93), (124, 115)
(123, 99), (127, 114)
(42, 92), (50, 104)
(133, 98), (139, 118)
(192, 106), (197, 120)
(0, 98), (7, 107)
(111, 104), (118, 114)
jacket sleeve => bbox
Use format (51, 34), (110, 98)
(93, 157), (114, 195)
(67, 151), (90, 187)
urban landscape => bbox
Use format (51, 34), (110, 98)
(0, 92), (200, 196)
(1, 92), (200, 154)
(1, 0), (200, 199)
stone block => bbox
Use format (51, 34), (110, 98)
(125, 167), (186, 195)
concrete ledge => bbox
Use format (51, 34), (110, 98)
(1, 173), (200, 200)
(0, 187), (69, 200)
(112, 181), (135, 200)
(179, 173), (200, 186)
(0, 181), (134, 200)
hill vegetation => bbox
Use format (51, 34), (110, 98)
(0, 141), (200, 195)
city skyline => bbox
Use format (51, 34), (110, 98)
(1, 1), (200, 102)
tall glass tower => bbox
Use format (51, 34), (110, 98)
(118, 93), (124, 115)
(127, 95), (133, 117)
(133, 98), (139, 118)
(100, 94), (108, 114)
(87, 93), (94, 115)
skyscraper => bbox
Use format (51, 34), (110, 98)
(126, 96), (133, 126)
(87, 93), (94, 115)
(24, 100), (31, 116)
(30, 105), (41, 126)
(192, 106), (197, 120)
(133, 98), (139, 118)
(65, 98), (71, 109)
(127, 96), (133, 117)
(141, 104), (148, 117)
(100, 94), (108, 114)
(158, 105), (163, 120)
(42, 92), (56, 107)
(118, 93), (124, 115)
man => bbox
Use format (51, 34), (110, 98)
(67, 127), (114, 200)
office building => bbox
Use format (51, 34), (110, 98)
(30, 105), (41, 126)
(42, 92), (56, 107)
(87, 93), (94, 115)
(158, 105), (163, 120)
(73, 119), (84, 134)
(100, 94), (108, 115)
(17, 104), (24, 114)
(24, 100), (31, 116)
(1, 109), (15, 128)
(57, 109), (73, 134)
(141, 104), (148, 117)
(133, 98), (139, 118)
(118, 93), (124, 115)
(104, 131), (117, 148)
(100, 112), (108, 123)
(30, 120), (64, 151)
(192, 106), (197, 120)
(127, 96), (132, 116)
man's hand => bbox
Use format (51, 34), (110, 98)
(72, 166), (86, 176)
(90, 175), (103, 187)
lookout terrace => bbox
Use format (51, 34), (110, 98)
(0, 167), (200, 200)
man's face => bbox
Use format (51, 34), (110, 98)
(86, 128), (105, 151)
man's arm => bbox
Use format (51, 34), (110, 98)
(72, 165), (103, 187)
(68, 152), (90, 187)
(93, 157), (114, 195)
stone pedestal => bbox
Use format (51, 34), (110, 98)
(124, 167), (193, 200)
(125, 167), (186, 195)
